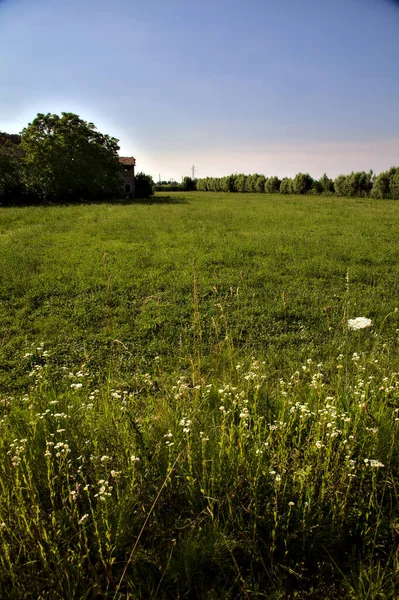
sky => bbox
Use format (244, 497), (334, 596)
(0, 0), (398, 181)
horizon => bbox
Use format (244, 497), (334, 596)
(1, 0), (398, 181)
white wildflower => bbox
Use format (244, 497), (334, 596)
(78, 514), (89, 524)
(348, 317), (372, 330)
(366, 459), (384, 468)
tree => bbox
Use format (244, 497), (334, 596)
(333, 174), (350, 197)
(292, 172), (313, 194)
(318, 173), (334, 194)
(0, 135), (24, 205)
(245, 174), (258, 193)
(264, 176), (281, 194)
(21, 113), (121, 202)
(235, 174), (247, 193)
(181, 176), (196, 191)
(135, 172), (154, 198)
(334, 171), (373, 198)
(390, 169), (399, 200)
(280, 177), (293, 194)
(347, 171), (373, 197)
(371, 170), (391, 199)
(220, 175), (235, 192)
(254, 175), (266, 193)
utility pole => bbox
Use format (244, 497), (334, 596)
(159, 174), (161, 183)
(191, 165), (196, 179)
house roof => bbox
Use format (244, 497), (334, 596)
(119, 156), (136, 165)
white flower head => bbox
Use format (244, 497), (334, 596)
(348, 317), (372, 330)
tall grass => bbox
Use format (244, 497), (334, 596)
(1, 192), (399, 597)
(1, 332), (399, 598)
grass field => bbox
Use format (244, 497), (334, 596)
(1, 191), (399, 598)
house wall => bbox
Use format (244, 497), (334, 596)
(120, 164), (135, 197)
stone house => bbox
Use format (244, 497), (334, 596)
(119, 156), (136, 197)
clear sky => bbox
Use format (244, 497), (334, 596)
(0, 0), (398, 181)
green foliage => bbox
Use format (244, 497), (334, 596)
(370, 167), (399, 199)
(349, 170), (374, 197)
(292, 172), (314, 194)
(319, 173), (335, 194)
(254, 174), (266, 193)
(334, 171), (374, 198)
(153, 181), (181, 192)
(135, 172), (154, 198)
(245, 173), (263, 193)
(181, 176), (196, 191)
(264, 175), (281, 193)
(235, 173), (247, 193)
(20, 112), (121, 202)
(221, 174), (236, 192)
(195, 169), (399, 200)
(334, 174), (349, 197)
(279, 177), (293, 194)
(371, 171), (391, 199)
(0, 137), (24, 205)
(390, 169), (399, 200)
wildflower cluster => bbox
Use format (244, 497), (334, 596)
(7, 438), (27, 467)
(94, 479), (113, 502)
(179, 417), (191, 434)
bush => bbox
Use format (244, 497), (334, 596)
(135, 172), (154, 198)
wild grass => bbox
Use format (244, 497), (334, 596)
(1, 191), (399, 598)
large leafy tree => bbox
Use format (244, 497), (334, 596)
(21, 113), (121, 202)
(0, 134), (24, 205)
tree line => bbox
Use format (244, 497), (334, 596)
(193, 169), (399, 199)
(2, 113), (398, 203)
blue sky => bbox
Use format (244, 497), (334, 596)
(0, 0), (398, 181)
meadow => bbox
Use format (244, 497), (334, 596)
(1, 191), (399, 598)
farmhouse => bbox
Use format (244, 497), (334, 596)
(119, 156), (136, 197)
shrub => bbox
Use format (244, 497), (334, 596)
(135, 172), (154, 198)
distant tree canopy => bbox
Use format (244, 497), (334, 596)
(1, 115), (399, 205)
(181, 176), (196, 191)
(371, 167), (399, 200)
(193, 168), (399, 199)
(0, 133), (21, 146)
(292, 173), (313, 195)
(334, 171), (374, 198)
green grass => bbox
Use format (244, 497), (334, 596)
(1, 192), (399, 391)
(1, 191), (399, 598)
